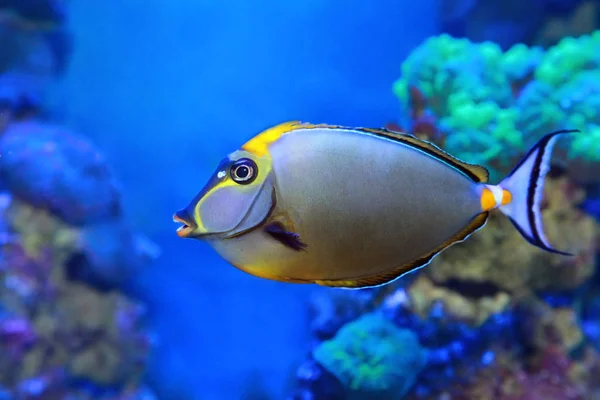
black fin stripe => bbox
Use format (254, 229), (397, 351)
(515, 130), (577, 254)
(526, 135), (550, 247)
(524, 130), (579, 249)
(506, 129), (580, 178)
(507, 216), (572, 256)
(355, 128), (482, 182)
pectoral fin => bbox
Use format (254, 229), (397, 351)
(265, 221), (307, 251)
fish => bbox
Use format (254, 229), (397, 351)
(173, 121), (577, 289)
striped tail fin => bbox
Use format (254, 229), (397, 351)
(496, 129), (579, 256)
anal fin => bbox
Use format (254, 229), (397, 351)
(315, 212), (490, 289)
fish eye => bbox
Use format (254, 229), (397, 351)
(230, 158), (257, 185)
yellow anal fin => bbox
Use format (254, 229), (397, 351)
(356, 127), (489, 183)
(315, 212), (490, 289)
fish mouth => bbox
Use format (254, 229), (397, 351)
(173, 210), (196, 238)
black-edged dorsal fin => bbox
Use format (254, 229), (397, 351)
(315, 212), (490, 289)
(245, 122), (489, 183)
(355, 127), (489, 183)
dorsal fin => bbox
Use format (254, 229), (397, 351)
(242, 122), (489, 183)
(355, 127), (489, 183)
(315, 212), (490, 289)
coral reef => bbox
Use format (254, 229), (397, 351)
(0, 3), (158, 396)
(429, 345), (600, 400)
(0, 193), (156, 399)
(393, 32), (600, 183)
(290, 269), (600, 398)
(0, 121), (159, 289)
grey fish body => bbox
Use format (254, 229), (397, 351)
(209, 127), (482, 284)
(175, 122), (575, 289)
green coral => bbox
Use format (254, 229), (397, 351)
(500, 43), (544, 83)
(441, 99), (523, 180)
(522, 33), (600, 164)
(535, 32), (600, 87)
(312, 313), (427, 400)
(393, 31), (600, 181)
(393, 34), (513, 118)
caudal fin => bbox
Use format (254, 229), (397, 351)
(497, 129), (579, 256)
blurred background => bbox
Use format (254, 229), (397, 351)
(0, 0), (599, 399)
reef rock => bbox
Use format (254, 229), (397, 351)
(0, 121), (122, 226)
(0, 192), (156, 399)
(0, 120), (159, 289)
(436, 345), (600, 400)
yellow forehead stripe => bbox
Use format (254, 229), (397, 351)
(241, 121), (345, 157)
(241, 121), (302, 157)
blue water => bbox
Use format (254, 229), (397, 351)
(60, 1), (438, 398)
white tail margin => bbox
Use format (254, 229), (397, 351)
(497, 129), (579, 256)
